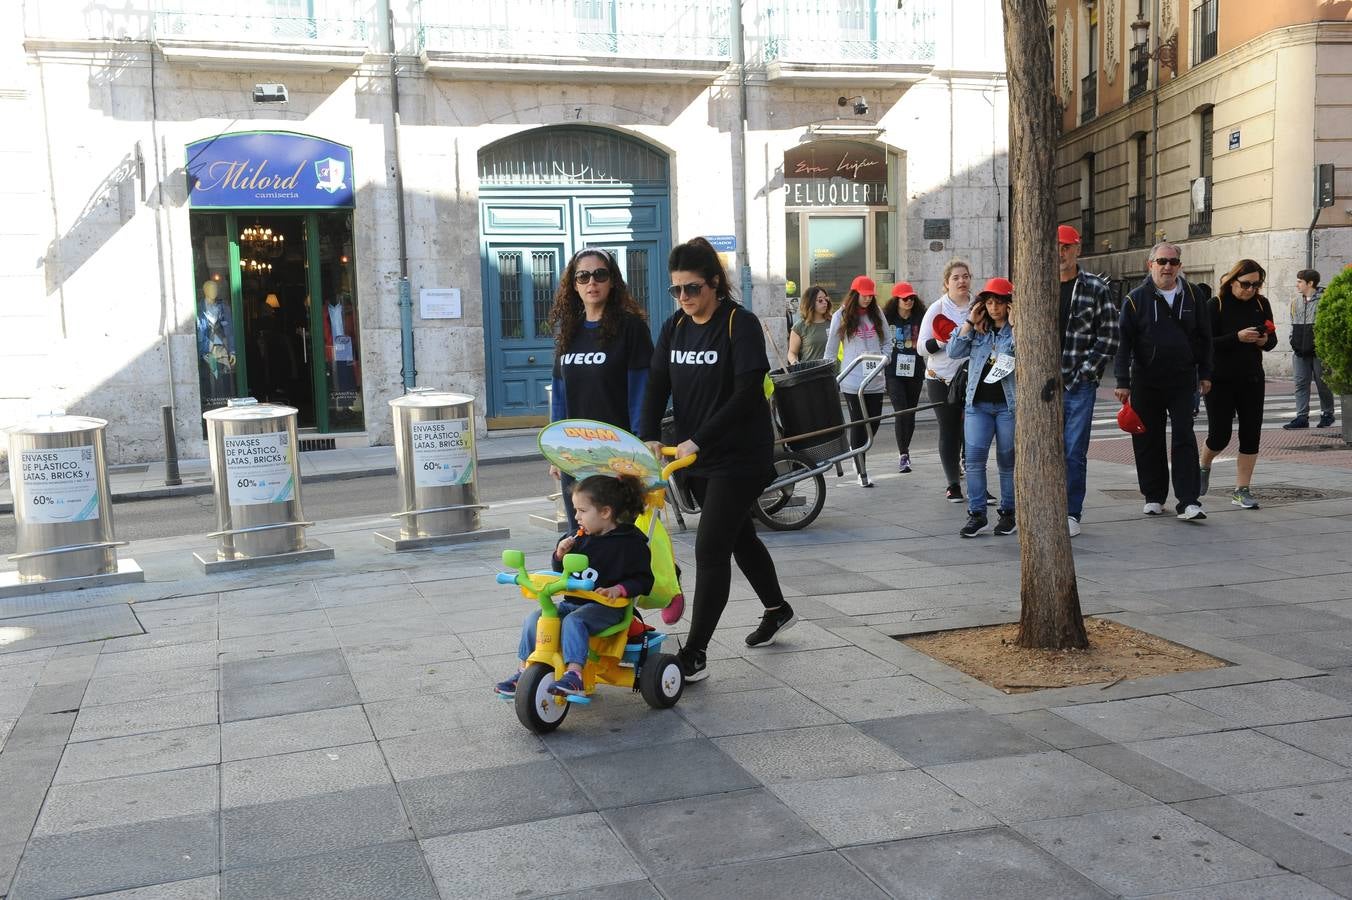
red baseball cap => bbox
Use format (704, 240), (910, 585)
(890, 281), (919, 299)
(1058, 224), (1081, 245)
(932, 315), (957, 343)
(850, 275), (877, 295)
(977, 277), (1014, 299)
(1117, 401), (1146, 435)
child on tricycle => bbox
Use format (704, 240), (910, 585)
(495, 474), (653, 698)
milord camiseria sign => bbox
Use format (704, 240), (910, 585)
(784, 140), (888, 208)
(186, 131), (354, 208)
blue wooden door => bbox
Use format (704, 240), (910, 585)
(574, 194), (671, 336)
(483, 240), (565, 422)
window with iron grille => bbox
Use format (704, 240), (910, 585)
(1191, 0), (1218, 65)
(1189, 108), (1213, 237)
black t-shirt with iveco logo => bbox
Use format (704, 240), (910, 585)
(649, 300), (774, 479)
(553, 315), (653, 430)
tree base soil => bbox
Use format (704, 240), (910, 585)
(899, 617), (1229, 694)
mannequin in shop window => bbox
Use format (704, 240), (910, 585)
(195, 280), (235, 402)
(323, 289), (360, 419)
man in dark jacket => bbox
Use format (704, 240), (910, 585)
(1113, 243), (1213, 521)
(1285, 269), (1335, 429)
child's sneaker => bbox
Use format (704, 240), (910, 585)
(494, 671), (521, 696)
(547, 670), (585, 696)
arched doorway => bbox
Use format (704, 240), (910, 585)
(479, 126), (671, 426)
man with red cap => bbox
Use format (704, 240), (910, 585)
(1057, 224), (1119, 537)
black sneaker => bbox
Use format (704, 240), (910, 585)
(677, 647), (708, 682)
(945, 483), (964, 503)
(746, 604), (797, 647)
(993, 509), (1017, 535)
(960, 512), (990, 538)
(1283, 417), (1309, 430)
(1318, 414), (1335, 428)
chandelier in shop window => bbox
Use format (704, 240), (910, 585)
(239, 257), (273, 274)
(240, 224), (284, 252)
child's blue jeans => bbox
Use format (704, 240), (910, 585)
(517, 599), (627, 666)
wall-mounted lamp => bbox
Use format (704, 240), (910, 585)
(837, 95), (869, 116)
(1130, 16), (1178, 76)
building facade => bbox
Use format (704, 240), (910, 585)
(3, 1), (1008, 463)
(1053, 0), (1352, 374)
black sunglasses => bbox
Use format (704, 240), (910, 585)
(574, 268), (611, 285)
(1153, 257), (1182, 267)
(668, 281), (706, 300)
(1235, 278), (1263, 290)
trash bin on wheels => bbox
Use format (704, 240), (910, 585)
(375, 389), (510, 551)
(2, 412), (144, 597)
(193, 398), (334, 572)
(768, 359), (849, 462)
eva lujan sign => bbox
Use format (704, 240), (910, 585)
(784, 140), (888, 207)
(186, 131), (354, 208)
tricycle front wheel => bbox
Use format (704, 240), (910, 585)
(639, 653), (684, 709)
(515, 662), (570, 733)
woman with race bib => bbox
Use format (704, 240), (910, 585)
(640, 237), (792, 682)
(548, 248), (653, 531)
(919, 258), (975, 504)
(882, 281), (926, 474)
(826, 275), (891, 487)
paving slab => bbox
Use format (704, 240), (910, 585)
(54, 724), (219, 784)
(220, 742), (391, 808)
(562, 737), (758, 809)
(673, 685), (840, 737)
(654, 849), (889, 900)
(1172, 795), (1352, 874)
(1137, 874), (1348, 898)
(926, 750), (1156, 823)
(347, 657), (488, 702)
(221, 840), (439, 900)
(378, 717), (550, 781)
(399, 759), (593, 838)
(996, 708), (1112, 749)
(220, 705), (373, 760)
(1258, 716), (1352, 767)
(220, 648), (348, 690)
(74, 875), (221, 898)
(601, 788), (827, 875)
(1233, 779), (1352, 854)
(421, 813), (643, 900)
(34, 765), (219, 837)
(859, 709), (1051, 765)
(221, 672), (362, 723)
(1126, 729), (1350, 793)
(546, 881), (662, 900)
(1049, 694), (1233, 742)
(1174, 680), (1352, 727)
(769, 769), (997, 847)
(81, 666), (220, 707)
(1309, 865), (1352, 897)
(68, 691), (219, 744)
(221, 784), (415, 869)
(1016, 804), (1283, 897)
(92, 642), (219, 678)
(1067, 743), (1221, 803)
(541, 703), (700, 759)
(842, 827), (1114, 899)
(713, 723), (911, 784)
(796, 673), (968, 722)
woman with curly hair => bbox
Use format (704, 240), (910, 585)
(1199, 258), (1278, 509)
(548, 247), (653, 530)
(825, 275), (891, 487)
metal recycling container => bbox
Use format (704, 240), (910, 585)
(5, 412), (122, 581)
(390, 389), (483, 538)
(203, 399), (307, 559)
(769, 359), (849, 462)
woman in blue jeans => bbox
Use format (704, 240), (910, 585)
(948, 277), (1016, 538)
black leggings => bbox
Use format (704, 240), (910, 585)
(885, 372), (924, 455)
(926, 379), (964, 485)
(843, 392), (884, 475)
(1204, 378), (1264, 455)
(686, 474), (786, 654)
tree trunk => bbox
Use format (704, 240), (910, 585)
(1002, 0), (1089, 649)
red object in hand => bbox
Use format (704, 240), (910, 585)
(932, 316), (957, 343)
(1263, 320), (1276, 334)
(1117, 401), (1147, 435)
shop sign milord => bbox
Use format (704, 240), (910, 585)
(186, 131), (354, 208)
(785, 140), (888, 208)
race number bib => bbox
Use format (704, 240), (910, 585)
(894, 353), (916, 378)
(983, 352), (1016, 384)
(862, 357), (880, 376)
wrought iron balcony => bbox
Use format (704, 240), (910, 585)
(416, 0), (731, 72)
(1128, 195), (1147, 249)
(1080, 72), (1098, 124)
(1192, 0), (1218, 66)
(153, 8), (369, 45)
(1189, 176), (1212, 237)
(1129, 42), (1149, 99)
(763, 0), (936, 66)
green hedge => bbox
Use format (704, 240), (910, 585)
(1314, 266), (1352, 395)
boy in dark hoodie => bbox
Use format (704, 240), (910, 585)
(1113, 243), (1214, 521)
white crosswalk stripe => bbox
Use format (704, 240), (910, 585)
(1088, 394), (1329, 441)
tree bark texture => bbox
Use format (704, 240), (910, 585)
(1002, 0), (1089, 649)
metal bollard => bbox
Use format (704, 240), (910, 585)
(162, 405), (182, 487)
(1, 411), (144, 597)
(193, 398), (334, 572)
(374, 389), (509, 551)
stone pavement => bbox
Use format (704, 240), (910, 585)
(1, 433), (1352, 898)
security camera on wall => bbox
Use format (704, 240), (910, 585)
(837, 95), (868, 117)
(253, 84), (289, 104)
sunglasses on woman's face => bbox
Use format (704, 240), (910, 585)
(668, 281), (706, 300)
(574, 268), (611, 285)
(1235, 278), (1263, 290)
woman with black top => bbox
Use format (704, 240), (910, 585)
(640, 237), (791, 682)
(548, 248), (654, 531)
(1199, 259), (1278, 510)
(883, 281), (926, 474)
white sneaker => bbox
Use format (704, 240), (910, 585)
(1178, 504), (1207, 521)
(857, 474), (874, 488)
(1142, 502), (1164, 516)
(1067, 516), (1082, 537)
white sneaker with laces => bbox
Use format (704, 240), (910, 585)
(1178, 504), (1207, 521)
(1142, 502), (1164, 516)
(1067, 516), (1081, 537)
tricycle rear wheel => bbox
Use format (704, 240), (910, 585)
(639, 653), (684, 709)
(515, 662), (570, 733)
